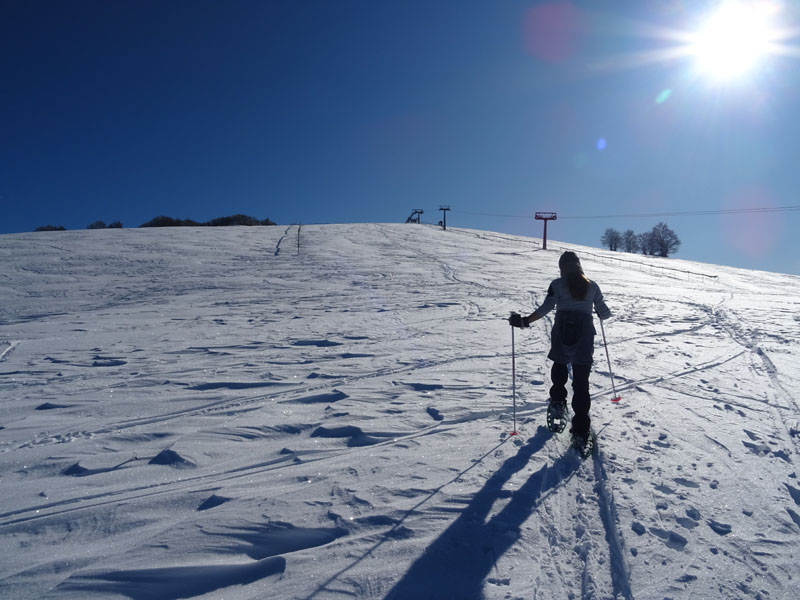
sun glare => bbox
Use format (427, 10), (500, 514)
(690, 1), (778, 80)
(584, 1), (799, 83)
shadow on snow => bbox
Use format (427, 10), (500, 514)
(385, 426), (580, 600)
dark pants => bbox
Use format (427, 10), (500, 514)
(549, 362), (591, 437)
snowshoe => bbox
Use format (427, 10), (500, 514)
(546, 400), (568, 433)
(571, 430), (595, 459)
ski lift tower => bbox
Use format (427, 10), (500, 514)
(439, 205), (450, 230)
(406, 209), (424, 224)
(534, 212), (557, 250)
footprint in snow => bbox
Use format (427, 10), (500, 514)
(676, 515), (700, 530)
(654, 483), (676, 495)
(426, 407), (443, 421)
(649, 527), (688, 550)
(742, 440), (772, 456)
(653, 433), (670, 448)
(707, 520), (732, 535)
(673, 477), (700, 489)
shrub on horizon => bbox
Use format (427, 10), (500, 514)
(140, 216), (201, 227)
(206, 214), (262, 227)
(139, 214), (276, 227)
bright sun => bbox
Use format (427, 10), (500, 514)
(689, 1), (778, 80)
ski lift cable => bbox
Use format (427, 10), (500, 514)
(455, 206), (800, 220)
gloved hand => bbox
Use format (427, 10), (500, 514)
(508, 312), (529, 328)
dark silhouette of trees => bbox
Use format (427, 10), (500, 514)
(650, 222), (681, 257)
(606, 223), (680, 257)
(622, 229), (639, 253)
(638, 231), (654, 255)
(140, 214), (276, 227)
(32, 215), (274, 231)
(87, 220), (123, 229)
(205, 214), (275, 226)
(601, 228), (622, 251)
(33, 214), (274, 232)
(140, 216), (201, 227)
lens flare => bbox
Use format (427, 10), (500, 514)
(721, 188), (783, 257)
(655, 89), (672, 104)
(523, 2), (582, 63)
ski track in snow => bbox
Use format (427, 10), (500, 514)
(274, 224), (295, 256)
(1, 224), (799, 600)
(0, 340), (20, 363)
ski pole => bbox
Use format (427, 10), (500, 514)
(599, 318), (621, 403)
(510, 318), (518, 435)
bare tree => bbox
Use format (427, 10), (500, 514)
(622, 229), (639, 253)
(650, 222), (681, 257)
(638, 231), (654, 255)
(601, 227), (622, 251)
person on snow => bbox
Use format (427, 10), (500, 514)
(509, 251), (611, 450)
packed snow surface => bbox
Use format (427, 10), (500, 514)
(1, 223), (799, 600)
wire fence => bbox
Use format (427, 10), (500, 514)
(549, 244), (719, 284)
(444, 226), (718, 285)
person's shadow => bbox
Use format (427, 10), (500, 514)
(385, 426), (580, 600)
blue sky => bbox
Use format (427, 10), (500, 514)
(2, 1), (800, 274)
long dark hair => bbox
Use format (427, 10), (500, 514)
(559, 251), (590, 300)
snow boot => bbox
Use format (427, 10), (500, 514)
(547, 399), (568, 433)
(571, 428), (595, 459)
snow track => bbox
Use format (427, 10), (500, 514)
(593, 449), (634, 600)
(273, 224), (293, 256)
(0, 340), (19, 362)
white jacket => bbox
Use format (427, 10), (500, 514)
(533, 277), (611, 320)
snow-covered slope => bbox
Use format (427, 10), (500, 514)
(1, 223), (798, 600)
